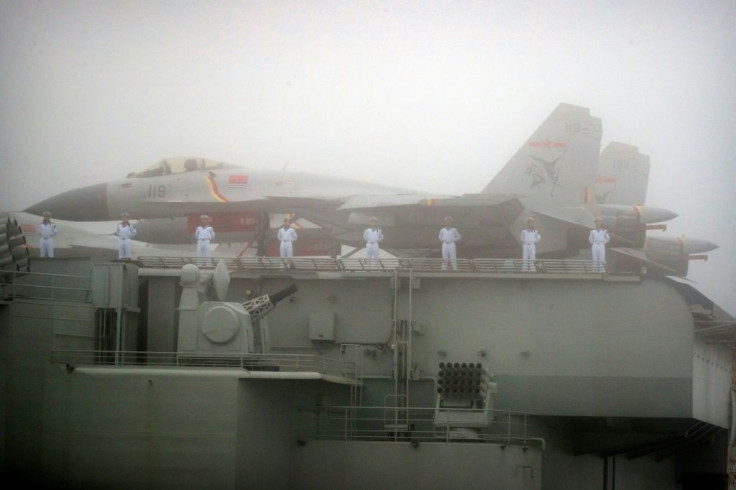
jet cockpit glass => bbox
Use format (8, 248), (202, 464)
(127, 157), (234, 178)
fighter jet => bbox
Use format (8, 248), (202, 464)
(25, 104), (678, 258)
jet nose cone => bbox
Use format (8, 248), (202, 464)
(639, 206), (678, 223)
(25, 183), (110, 221)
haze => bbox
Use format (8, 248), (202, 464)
(1, 1), (734, 315)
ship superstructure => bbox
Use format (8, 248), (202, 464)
(2, 253), (734, 489)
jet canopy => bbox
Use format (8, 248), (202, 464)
(127, 157), (241, 178)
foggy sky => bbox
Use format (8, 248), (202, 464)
(1, 1), (734, 315)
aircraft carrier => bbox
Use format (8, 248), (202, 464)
(1, 216), (735, 489)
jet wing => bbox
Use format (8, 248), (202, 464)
(529, 206), (594, 227)
(65, 235), (213, 259)
(337, 192), (525, 236)
(337, 193), (521, 211)
(64, 234), (121, 250)
(129, 196), (330, 217)
(529, 206), (646, 252)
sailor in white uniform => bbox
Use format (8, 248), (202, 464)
(115, 212), (137, 260)
(520, 217), (541, 271)
(195, 215), (216, 258)
(38, 211), (58, 258)
(438, 216), (461, 270)
(363, 217), (383, 267)
(277, 217), (298, 264)
(588, 217), (610, 272)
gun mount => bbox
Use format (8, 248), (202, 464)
(176, 262), (298, 356)
(242, 283), (298, 323)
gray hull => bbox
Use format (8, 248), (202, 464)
(1, 256), (733, 489)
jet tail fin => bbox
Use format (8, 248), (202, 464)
(595, 142), (651, 205)
(482, 103), (602, 209)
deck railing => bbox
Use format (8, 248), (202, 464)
(0, 270), (91, 303)
(296, 404), (545, 448)
(49, 350), (359, 379)
(136, 256), (607, 274)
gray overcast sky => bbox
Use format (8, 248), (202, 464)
(1, 0), (734, 315)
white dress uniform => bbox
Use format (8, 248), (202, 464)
(38, 221), (58, 258)
(277, 226), (298, 258)
(438, 226), (461, 270)
(520, 228), (541, 271)
(195, 225), (216, 257)
(363, 227), (384, 265)
(115, 223), (137, 259)
(588, 228), (610, 272)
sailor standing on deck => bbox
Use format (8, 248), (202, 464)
(38, 211), (58, 258)
(363, 217), (383, 267)
(520, 217), (541, 271)
(439, 216), (461, 270)
(115, 212), (136, 260)
(277, 217), (298, 260)
(195, 215), (216, 258)
(589, 217), (610, 272)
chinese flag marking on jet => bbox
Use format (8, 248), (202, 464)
(229, 175), (249, 187)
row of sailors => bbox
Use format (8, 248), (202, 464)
(37, 212), (216, 260)
(36, 213), (611, 269)
(363, 216), (609, 271)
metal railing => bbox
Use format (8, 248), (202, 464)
(136, 256), (607, 274)
(0, 270), (91, 303)
(296, 404), (545, 448)
(50, 350), (358, 379)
